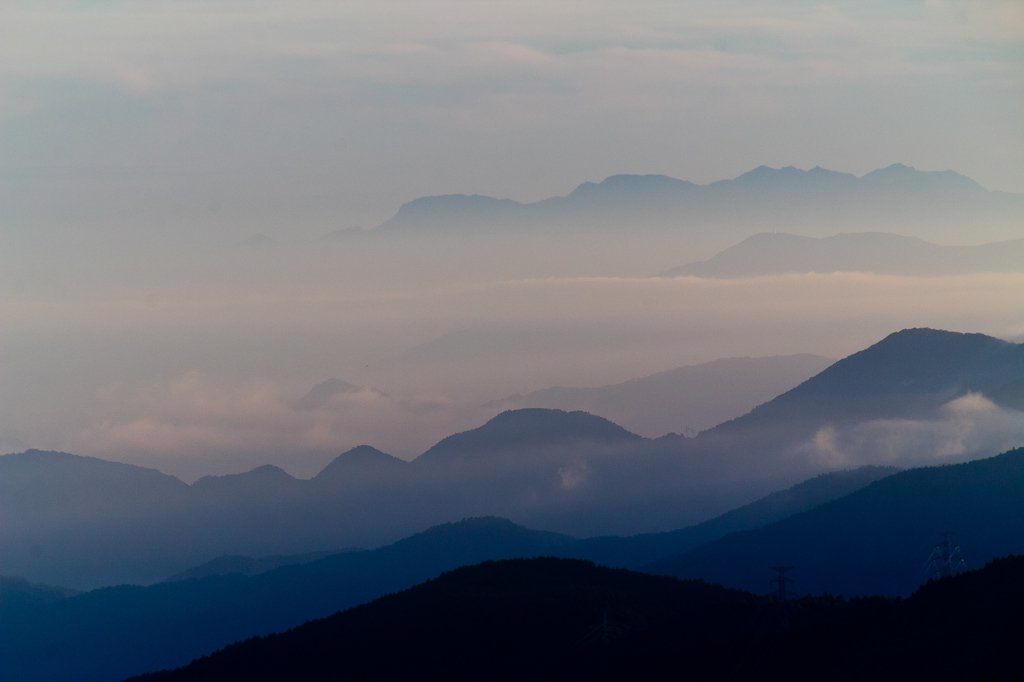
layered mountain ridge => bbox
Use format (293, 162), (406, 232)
(3, 329), (1022, 589)
(377, 164), (1024, 243)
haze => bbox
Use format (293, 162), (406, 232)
(2, 0), (1023, 481)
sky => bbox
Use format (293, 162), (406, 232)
(1, 1), (1023, 480)
(1, 0), (1022, 238)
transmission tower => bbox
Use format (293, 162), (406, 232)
(924, 531), (965, 580)
(769, 566), (796, 599)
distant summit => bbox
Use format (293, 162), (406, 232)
(314, 445), (410, 484)
(376, 164), (1022, 243)
(415, 409), (642, 465)
(712, 328), (1024, 432)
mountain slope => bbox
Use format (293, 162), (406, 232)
(555, 465), (897, 569)
(0, 518), (574, 682)
(646, 447), (1024, 596)
(704, 328), (1024, 439)
(130, 555), (1024, 682)
(0, 461), (901, 682)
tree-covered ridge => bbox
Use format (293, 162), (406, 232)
(132, 554), (1024, 681)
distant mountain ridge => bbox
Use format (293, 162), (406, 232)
(660, 231), (1024, 278)
(485, 354), (835, 436)
(376, 164), (1024, 243)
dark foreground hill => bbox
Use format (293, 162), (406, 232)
(647, 447), (1024, 596)
(0, 518), (573, 682)
(131, 555), (1024, 682)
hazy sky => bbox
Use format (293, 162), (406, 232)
(2, 0), (1022, 238)
(2, 1), (1023, 480)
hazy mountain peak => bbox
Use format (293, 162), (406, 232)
(566, 173), (697, 199)
(191, 464), (297, 490)
(415, 408), (642, 464)
(860, 163), (986, 193)
(717, 327), (1024, 431)
(375, 163), (1014, 238)
(293, 378), (364, 411)
(314, 445), (410, 481)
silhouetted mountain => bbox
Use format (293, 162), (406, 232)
(712, 328), (1024, 430)
(660, 231), (1024, 278)
(647, 447), (1024, 597)
(414, 408), (642, 466)
(191, 465), (300, 497)
(376, 164), (1024, 243)
(129, 555), (1024, 682)
(555, 465), (897, 569)
(312, 445), (410, 484)
(0, 518), (573, 682)
(686, 329), (1024, 482)
(485, 355), (834, 436)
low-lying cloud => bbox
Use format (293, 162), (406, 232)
(803, 393), (1024, 469)
(70, 373), (491, 481)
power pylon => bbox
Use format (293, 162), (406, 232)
(925, 531), (965, 579)
(769, 566), (796, 599)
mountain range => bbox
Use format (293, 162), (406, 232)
(660, 231), (1024, 278)
(5, 443), (1024, 680)
(0, 465), (898, 682)
(376, 164), (1024, 244)
(3, 328), (1023, 589)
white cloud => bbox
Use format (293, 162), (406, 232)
(802, 393), (1024, 468)
(69, 372), (488, 470)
